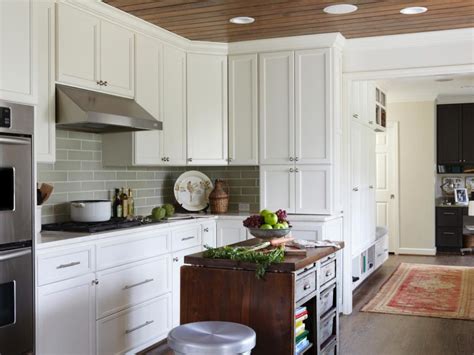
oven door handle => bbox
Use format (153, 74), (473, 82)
(0, 248), (31, 261)
(0, 137), (31, 145)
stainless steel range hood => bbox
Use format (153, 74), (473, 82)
(56, 84), (162, 133)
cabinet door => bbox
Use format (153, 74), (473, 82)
(100, 20), (134, 97)
(56, 3), (100, 90)
(290, 222), (323, 241)
(187, 53), (228, 165)
(133, 34), (162, 166)
(437, 104), (462, 164)
(295, 165), (332, 214)
(37, 273), (96, 355)
(359, 81), (368, 124)
(260, 165), (295, 212)
(367, 82), (377, 127)
(202, 221), (217, 248)
(462, 103), (474, 164)
(295, 49), (331, 164)
(171, 246), (201, 327)
(0, 0), (36, 103)
(350, 81), (361, 121)
(259, 51), (294, 165)
(162, 45), (187, 165)
(36, 0), (55, 162)
(228, 54), (258, 165)
(216, 220), (247, 247)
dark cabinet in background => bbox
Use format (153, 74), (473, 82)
(436, 207), (465, 250)
(462, 103), (474, 164)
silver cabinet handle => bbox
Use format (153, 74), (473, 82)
(289, 157), (294, 162)
(188, 158), (193, 162)
(173, 257), (179, 262)
(91, 279), (99, 285)
(97, 80), (102, 85)
(103, 81), (108, 86)
(166, 157), (170, 162)
(443, 232), (455, 235)
(295, 157), (299, 161)
(443, 212), (455, 216)
(303, 283), (311, 290)
(353, 113), (359, 118)
(125, 320), (154, 334)
(369, 121), (374, 125)
(123, 278), (154, 290)
(369, 185), (374, 189)
(295, 168), (299, 173)
(353, 187), (359, 192)
(204, 228), (209, 232)
(57, 261), (80, 269)
(289, 168), (294, 173)
(181, 236), (194, 241)
(161, 157), (165, 162)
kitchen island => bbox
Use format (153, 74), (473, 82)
(181, 239), (345, 355)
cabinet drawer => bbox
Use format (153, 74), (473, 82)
(295, 270), (316, 302)
(319, 260), (336, 287)
(37, 246), (94, 286)
(97, 294), (171, 355)
(97, 230), (170, 270)
(436, 208), (462, 227)
(320, 311), (337, 346)
(172, 225), (201, 252)
(320, 283), (336, 317)
(436, 227), (462, 248)
(97, 256), (171, 319)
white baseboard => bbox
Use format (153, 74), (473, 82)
(397, 247), (437, 256)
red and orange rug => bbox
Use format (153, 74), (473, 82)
(362, 263), (474, 320)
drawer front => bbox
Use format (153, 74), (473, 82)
(97, 294), (171, 355)
(436, 227), (462, 248)
(319, 260), (336, 287)
(172, 225), (201, 252)
(436, 208), (462, 227)
(97, 256), (171, 319)
(37, 246), (94, 286)
(295, 271), (316, 302)
(320, 284), (336, 316)
(320, 312), (337, 346)
(97, 231), (170, 270)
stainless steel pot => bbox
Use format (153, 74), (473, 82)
(70, 200), (111, 222)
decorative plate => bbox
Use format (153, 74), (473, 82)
(174, 171), (213, 211)
(441, 176), (464, 195)
(465, 176), (474, 192)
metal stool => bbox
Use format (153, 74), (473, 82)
(168, 321), (256, 355)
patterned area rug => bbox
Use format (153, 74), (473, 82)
(362, 263), (474, 320)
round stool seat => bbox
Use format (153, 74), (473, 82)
(168, 321), (256, 355)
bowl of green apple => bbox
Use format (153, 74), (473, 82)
(243, 209), (291, 240)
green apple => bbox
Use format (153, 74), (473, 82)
(260, 224), (273, 230)
(274, 223), (285, 229)
(281, 221), (289, 229)
(260, 209), (272, 217)
(264, 213), (278, 226)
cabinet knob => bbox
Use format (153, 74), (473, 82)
(353, 187), (359, 192)
(369, 185), (374, 189)
(204, 227), (209, 232)
(353, 114), (359, 118)
(97, 80), (103, 86)
(289, 157), (294, 162)
(92, 279), (99, 285)
(173, 257), (179, 262)
(161, 157), (165, 162)
(295, 168), (299, 173)
(289, 168), (294, 173)
(295, 157), (299, 162)
(188, 158), (193, 162)
(103, 81), (108, 86)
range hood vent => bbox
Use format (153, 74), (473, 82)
(56, 84), (162, 133)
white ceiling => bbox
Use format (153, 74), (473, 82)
(378, 73), (474, 103)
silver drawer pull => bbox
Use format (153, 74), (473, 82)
(325, 271), (333, 277)
(443, 232), (455, 235)
(56, 261), (80, 269)
(303, 283), (311, 290)
(123, 278), (154, 290)
(181, 236), (194, 241)
(443, 212), (455, 215)
(125, 320), (154, 334)
(204, 228), (209, 232)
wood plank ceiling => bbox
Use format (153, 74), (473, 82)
(103, 0), (474, 42)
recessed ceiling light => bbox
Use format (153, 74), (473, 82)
(400, 6), (428, 15)
(229, 16), (255, 24)
(323, 4), (358, 15)
(435, 78), (454, 82)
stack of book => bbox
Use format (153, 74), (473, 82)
(295, 306), (310, 354)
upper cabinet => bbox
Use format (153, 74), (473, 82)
(187, 53), (228, 166)
(228, 54), (258, 165)
(0, 0), (37, 104)
(351, 80), (386, 132)
(56, 3), (134, 97)
(461, 104), (474, 164)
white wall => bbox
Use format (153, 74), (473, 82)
(388, 101), (436, 254)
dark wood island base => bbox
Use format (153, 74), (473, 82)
(180, 240), (345, 355)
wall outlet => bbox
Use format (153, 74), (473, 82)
(238, 203), (250, 212)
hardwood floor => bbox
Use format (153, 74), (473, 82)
(140, 254), (474, 355)
(340, 254), (474, 355)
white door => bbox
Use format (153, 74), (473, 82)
(37, 273), (96, 355)
(376, 122), (400, 253)
(172, 246), (202, 327)
(295, 165), (332, 214)
(216, 220), (247, 247)
(260, 165), (295, 213)
(100, 20), (134, 97)
(187, 53), (228, 165)
(228, 54), (258, 165)
(56, 3), (100, 90)
(133, 34), (162, 166)
(0, 0), (36, 103)
(259, 51), (294, 165)
(295, 49), (331, 164)
(162, 45), (187, 166)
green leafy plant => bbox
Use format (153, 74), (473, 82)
(203, 244), (285, 279)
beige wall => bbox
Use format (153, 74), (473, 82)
(388, 101), (436, 253)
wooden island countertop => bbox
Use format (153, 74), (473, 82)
(184, 239), (345, 272)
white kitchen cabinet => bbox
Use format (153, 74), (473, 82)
(202, 221), (217, 248)
(259, 51), (294, 165)
(290, 222), (323, 241)
(37, 273), (96, 355)
(0, 0), (37, 104)
(56, 3), (134, 97)
(260, 165), (295, 213)
(228, 54), (258, 165)
(295, 165), (332, 214)
(187, 53), (228, 165)
(35, 0), (55, 163)
(216, 219), (247, 247)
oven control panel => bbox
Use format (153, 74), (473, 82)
(0, 106), (11, 128)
